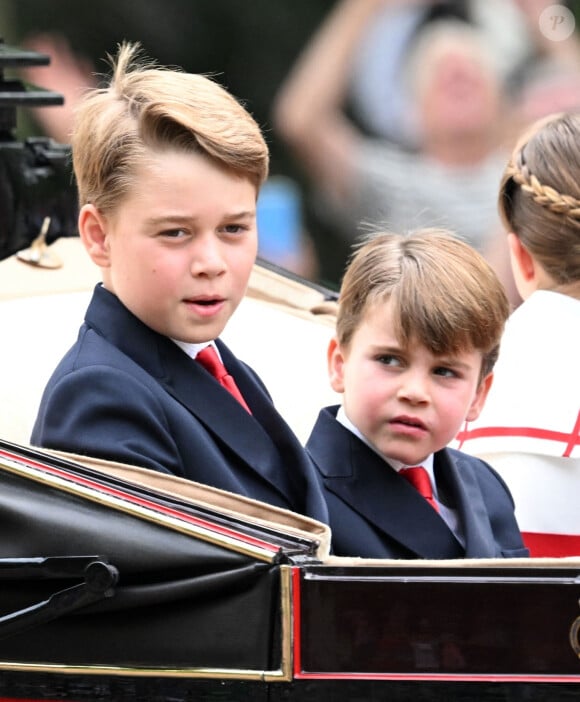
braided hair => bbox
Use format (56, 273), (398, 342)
(499, 113), (580, 286)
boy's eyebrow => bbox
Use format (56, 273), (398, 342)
(146, 210), (256, 226)
(146, 215), (190, 226)
(370, 342), (403, 353)
(223, 210), (256, 219)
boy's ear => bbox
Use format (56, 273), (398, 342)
(327, 336), (346, 394)
(465, 372), (494, 422)
(78, 204), (111, 268)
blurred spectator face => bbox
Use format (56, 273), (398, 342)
(413, 35), (501, 143)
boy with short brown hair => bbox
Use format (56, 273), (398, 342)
(31, 43), (328, 523)
(307, 228), (528, 557)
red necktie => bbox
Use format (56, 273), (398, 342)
(400, 466), (439, 512)
(196, 346), (251, 413)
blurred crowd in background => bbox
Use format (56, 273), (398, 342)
(2, 0), (580, 295)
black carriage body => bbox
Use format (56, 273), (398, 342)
(0, 441), (579, 702)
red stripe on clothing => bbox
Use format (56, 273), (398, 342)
(523, 531), (580, 558)
(563, 410), (580, 457)
(455, 420), (580, 456)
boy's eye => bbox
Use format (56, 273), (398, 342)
(222, 223), (247, 235)
(162, 228), (187, 239)
(377, 354), (401, 367)
(434, 366), (458, 378)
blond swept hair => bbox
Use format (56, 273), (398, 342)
(499, 112), (580, 286)
(71, 42), (269, 213)
(337, 229), (510, 379)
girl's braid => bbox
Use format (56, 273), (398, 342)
(507, 151), (580, 221)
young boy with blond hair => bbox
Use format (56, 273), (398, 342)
(306, 228), (528, 558)
(31, 43), (328, 522)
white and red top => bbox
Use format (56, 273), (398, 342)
(452, 290), (580, 557)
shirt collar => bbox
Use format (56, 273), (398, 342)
(171, 339), (219, 360)
(335, 405), (435, 480)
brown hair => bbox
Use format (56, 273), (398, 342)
(71, 42), (269, 213)
(336, 229), (510, 378)
(499, 112), (580, 286)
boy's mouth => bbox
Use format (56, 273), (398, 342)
(390, 415), (427, 431)
(185, 295), (224, 305)
(184, 296), (226, 317)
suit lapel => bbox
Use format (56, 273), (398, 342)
(436, 450), (498, 557)
(85, 286), (294, 502)
(160, 341), (303, 502)
(215, 340), (329, 521)
(308, 409), (463, 559)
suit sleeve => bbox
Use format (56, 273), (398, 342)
(31, 364), (186, 477)
(476, 457), (530, 558)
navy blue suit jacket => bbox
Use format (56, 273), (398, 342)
(31, 285), (329, 523)
(306, 407), (529, 558)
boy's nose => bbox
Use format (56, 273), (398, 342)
(190, 235), (226, 277)
(397, 370), (430, 404)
